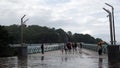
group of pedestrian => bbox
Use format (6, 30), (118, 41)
(41, 41), (104, 56)
(62, 42), (83, 54)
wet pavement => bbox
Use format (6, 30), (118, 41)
(0, 49), (120, 68)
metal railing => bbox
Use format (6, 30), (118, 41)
(11, 43), (108, 54)
(82, 43), (108, 54)
(27, 43), (63, 54)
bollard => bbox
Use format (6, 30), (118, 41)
(16, 46), (28, 59)
(15, 46), (28, 68)
(107, 45), (120, 62)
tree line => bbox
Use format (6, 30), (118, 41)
(5, 24), (103, 44)
(0, 24), (104, 57)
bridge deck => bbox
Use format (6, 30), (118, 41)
(0, 48), (119, 68)
(28, 49), (108, 68)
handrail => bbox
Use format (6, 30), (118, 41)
(27, 44), (62, 54)
(82, 43), (108, 54)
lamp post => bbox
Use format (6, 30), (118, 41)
(17, 15), (29, 60)
(21, 15), (29, 47)
(103, 8), (114, 45)
(105, 3), (116, 45)
(104, 3), (120, 62)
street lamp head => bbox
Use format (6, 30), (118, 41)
(105, 3), (114, 9)
(23, 18), (29, 23)
(103, 8), (111, 14)
(21, 15), (26, 20)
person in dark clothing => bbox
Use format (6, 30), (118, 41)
(97, 42), (103, 55)
(41, 44), (44, 54)
(67, 42), (72, 53)
(80, 43), (83, 48)
(74, 43), (77, 51)
(79, 42), (83, 53)
(64, 44), (68, 54)
(72, 42), (77, 52)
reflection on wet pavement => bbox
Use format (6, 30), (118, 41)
(98, 57), (103, 68)
(41, 56), (44, 61)
(0, 57), (17, 68)
(0, 49), (120, 68)
(18, 56), (27, 68)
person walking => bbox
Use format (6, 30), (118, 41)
(78, 42), (83, 53)
(64, 43), (68, 54)
(80, 42), (83, 49)
(67, 42), (72, 53)
(41, 43), (44, 54)
(97, 41), (104, 55)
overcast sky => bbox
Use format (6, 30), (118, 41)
(0, 0), (120, 43)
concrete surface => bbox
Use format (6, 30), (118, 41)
(0, 48), (119, 68)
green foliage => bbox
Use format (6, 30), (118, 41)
(5, 24), (104, 44)
(67, 31), (73, 42)
(0, 26), (9, 46)
(5, 24), (21, 43)
(72, 33), (102, 43)
(56, 29), (68, 43)
(96, 38), (103, 43)
(0, 25), (15, 57)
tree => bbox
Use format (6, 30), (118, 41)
(56, 29), (68, 43)
(0, 25), (15, 57)
(4, 24), (104, 44)
(96, 38), (103, 43)
(5, 24), (21, 43)
(0, 26), (9, 46)
(67, 31), (72, 42)
(72, 33), (81, 42)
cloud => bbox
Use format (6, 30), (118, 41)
(0, 0), (120, 43)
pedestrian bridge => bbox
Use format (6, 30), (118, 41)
(1, 43), (120, 68)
